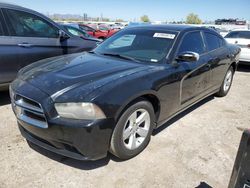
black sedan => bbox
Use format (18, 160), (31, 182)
(10, 25), (240, 160)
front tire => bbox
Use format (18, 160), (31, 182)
(215, 66), (234, 97)
(110, 100), (155, 160)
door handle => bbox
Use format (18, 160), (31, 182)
(18, 43), (33, 48)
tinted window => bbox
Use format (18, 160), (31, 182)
(4, 9), (59, 38)
(0, 22), (3, 36)
(178, 31), (205, 54)
(95, 29), (177, 63)
(204, 32), (221, 51)
(64, 25), (91, 38)
(225, 31), (250, 39)
(0, 13), (3, 36)
(80, 25), (95, 32)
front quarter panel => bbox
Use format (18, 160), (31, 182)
(88, 64), (182, 124)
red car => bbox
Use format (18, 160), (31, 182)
(79, 24), (118, 40)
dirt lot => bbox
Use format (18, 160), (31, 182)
(0, 65), (249, 188)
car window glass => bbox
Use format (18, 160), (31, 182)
(95, 29), (177, 63)
(108, 35), (136, 49)
(178, 31), (205, 54)
(204, 32), (221, 51)
(218, 37), (225, 46)
(0, 21), (3, 36)
(66, 26), (91, 38)
(80, 25), (94, 32)
(5, 9), (59, 38)
(238, 31), (250, 39)
(225, 31), (250, 39)
(0, 14), (3, 36)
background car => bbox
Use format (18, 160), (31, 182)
(61, 24), (102, 42)
(79, 24), (118, 40)
(225, 30), (250, 64)
(0, 3), (98, 90)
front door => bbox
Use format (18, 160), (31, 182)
(177, 31), (211, 106)
(2, 8), (63, 69)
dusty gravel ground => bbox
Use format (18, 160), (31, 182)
(0, 65), (249, 188)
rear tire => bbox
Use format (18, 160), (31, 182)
(110, 100), (155, 160)
(215, 66), (234, 97)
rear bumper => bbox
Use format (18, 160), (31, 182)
(239, 48), (250, 63)
(18, 117), (114, 161)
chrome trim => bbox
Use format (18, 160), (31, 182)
(15, 98), (43, 113)
(17, 113), (48, 129)
(13, 93), (48, 129)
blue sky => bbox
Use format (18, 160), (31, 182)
(4, 0), (250, 21)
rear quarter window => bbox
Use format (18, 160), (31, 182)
(204, 32), (221, 51)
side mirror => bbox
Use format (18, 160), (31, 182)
(59, 30), (69, 41)
(176, 51), (200, 62)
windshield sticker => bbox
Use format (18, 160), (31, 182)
(153, 33), (176, 39)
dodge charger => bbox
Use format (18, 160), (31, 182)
(10, 25), (240, 160)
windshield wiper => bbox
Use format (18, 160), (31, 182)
(101, 53), (141, 63)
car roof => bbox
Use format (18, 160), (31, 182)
(0, 2), (32, 11)
(127, 24), (202, 32)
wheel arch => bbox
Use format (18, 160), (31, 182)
(230, 61), (237, 72)
(114, 91), (161, 127)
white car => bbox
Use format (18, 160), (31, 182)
(225, 30), (250, 64)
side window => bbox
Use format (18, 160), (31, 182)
(0, 12), (4, 36)
(178, 31), (205, 54)
(204, 32), (221, 51)
(0, 21), (3, 36)
(66, 27), (82, 36)
(4, 9), (59, 38)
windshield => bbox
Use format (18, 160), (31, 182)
(94, 28), (177, 63)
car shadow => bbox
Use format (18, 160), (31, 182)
(237, 64), (250, 73)
(195, 182), (213, 188)
(0, 91), (11, 106)
(27, 141), (123, 170)
(153, 95), (214, 136)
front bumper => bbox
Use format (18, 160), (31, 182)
(18, 118), (114, 161)
(11, 79), (115, 161)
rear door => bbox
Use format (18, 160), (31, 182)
(2, 8), (63, 69)
(0, 9), (21, 85)
(203, 32), (230, 89)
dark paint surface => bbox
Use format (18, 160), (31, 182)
(11, 25), (241, 160)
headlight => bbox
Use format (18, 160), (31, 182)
(54, 103), (106, 120)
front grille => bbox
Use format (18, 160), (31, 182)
(13, 94), (48, 128)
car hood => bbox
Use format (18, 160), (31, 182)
(18, 52), (150, 100)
